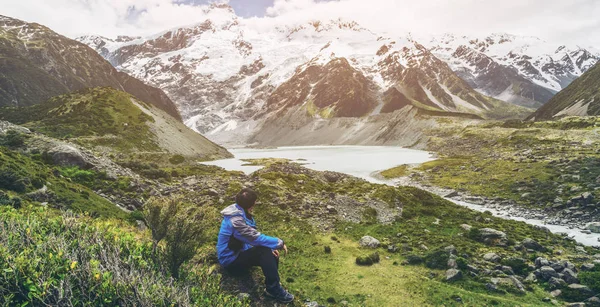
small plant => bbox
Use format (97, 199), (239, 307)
(0, 130), (28, 147)
(144, 196), (181, 255)
(169, 154), (186, 165)
(425, 249), (450, 270)
(356, 252), (380, 266)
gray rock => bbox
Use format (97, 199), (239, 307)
(460, 224), (472, 231)
(206, 188), (219, 196)
(586, 296), (600, 307)
(548, 277), (567, 290)
(359, 236), (380, 248)
(483, 253), (501, 263)
(539, 266), (559, 281)
(501, 266), (515, 275)
(566, 284), (595, 300)
(444, 245), (457, 255)
(563, 268), (580, 284)
(237, 293), (251, 301)
(535, 257), (550, 268)
(581, 263), (595, 272)
(446, 269), (463, 282)
(550, 289), (562, 297)
(420, 244), (429, 251)
(566, 303), (585, 307)
(587, 222), (600, 234)
(48, 145), (91, 169)
(522, 238), (545, 251)
(507, 276), (526, 293)
(524, 273), (537, 283)
(582, 192), (595, 204)
(479, 228), (509, 246)
(305, 301), (319, 307)
(447, 258), (458, 269)
(576, 246), (588, 254)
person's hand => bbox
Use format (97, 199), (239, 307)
(282, 244), (288, 256)
(272, 250), (280, 258)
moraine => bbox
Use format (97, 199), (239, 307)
(202, 146), (600, 247)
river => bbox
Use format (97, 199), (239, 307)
(202, 146), (600, 247)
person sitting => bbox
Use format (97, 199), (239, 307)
(216, 188), (294, 303)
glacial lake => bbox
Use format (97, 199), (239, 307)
(202, 146), (600, 247)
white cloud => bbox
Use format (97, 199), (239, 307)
(1, 0), (599, 48)
(261, 0), (600, 47)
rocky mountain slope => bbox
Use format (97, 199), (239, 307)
(0, 15), (181, 121)
(527, 62), (600, 120)
(0, 87), (231, 161)
(77, 4), (534, 146)
(427, 33), (599, 108)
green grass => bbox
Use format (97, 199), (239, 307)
(0, 147), (126, 219)
(379, 164), (409, 179)
(420, 117), (600, 208)
(0, 87), (159, 153)
(0, 206), (244, 306)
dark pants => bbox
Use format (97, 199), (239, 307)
(226, 246), (280, 291)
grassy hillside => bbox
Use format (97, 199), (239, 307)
(529, 63), (600, 120)
(0, 87), (231, 161)
(0, 15), (181, 120)
(413, 117), (600, 209)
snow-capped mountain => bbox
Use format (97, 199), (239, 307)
(79, 4), (528, 145)
(426, 33), (599, 108)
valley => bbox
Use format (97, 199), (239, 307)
(1, 4), (600, 307)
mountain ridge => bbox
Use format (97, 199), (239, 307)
(0, 15), (182, 121)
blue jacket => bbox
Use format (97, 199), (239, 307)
(216, 204), (283, 267)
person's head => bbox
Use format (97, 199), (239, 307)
(236, 188), (257, 214)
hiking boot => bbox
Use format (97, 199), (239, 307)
(264, 286), (294, 303)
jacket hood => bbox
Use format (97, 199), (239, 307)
(221, 204), (244, 217)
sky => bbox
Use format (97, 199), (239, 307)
(1, 0), (599, 47)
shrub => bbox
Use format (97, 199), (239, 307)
(580, 266), (600, 293)
(144, 196), (206, 278)
(0, 207), (245, 306)
(467, 227), (482, 241)
(169, 155), (185, 165)
(356, 252), (380, 266)
(501, 257), (529, 275)
(59, 167), (98, 185)
(0, 167), (27, 193)
(456, 257), (469, 270)
(425, 249), (450, 269)
(0, 130), (27, 147)
(165, 208), (205, 278)
(406, 254), (424, 265)
(144, 196), (181, 255)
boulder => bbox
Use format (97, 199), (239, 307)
(548, 277), (567, 290)
(587, 222), (600, 234)
(535, 257), (550, 268)
(522, 238), (545, 251)
(483, 253), (501, 263)
(581, 263), (595, 272)
(479, 228), (509, 246)
(48, 145), (91, 169)
(444, 245), (457, 255)
(586, 296), (600, 307)
(445, 269), (463, 282)
(460, 224), (472, 231)
(562, 268), (580, 284)
(538, 266), (559, 281)
(358, 236), (380, 248)
(563, 284), (595, 302)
